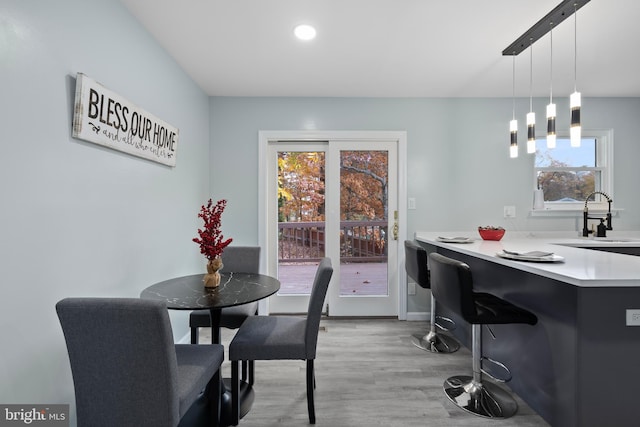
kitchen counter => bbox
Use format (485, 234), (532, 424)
(415, 231), (640, 287)
(414, 231), (640, 427)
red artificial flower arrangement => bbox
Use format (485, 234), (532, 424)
(193, 199), (233, 260)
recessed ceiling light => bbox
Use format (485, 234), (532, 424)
(294, 24), (316, 41)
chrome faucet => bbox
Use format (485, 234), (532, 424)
(582, 191), (613, 237)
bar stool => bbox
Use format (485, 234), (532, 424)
(428, 252), (538, 419)
(404, 240), (459, 353)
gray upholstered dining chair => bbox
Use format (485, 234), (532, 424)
(56, 297), (224, 427)
(228, 257), (333, 425)
(189, 246), (261, 344)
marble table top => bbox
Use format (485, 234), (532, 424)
(140, 272), (280, 310)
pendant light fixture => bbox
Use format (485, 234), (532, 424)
(502, 0), (591, 153)
(546, 23), (557, 149)
(510, 53), (518, 158)
(526, 40), (536, 154)
(570, 3), (582, 147)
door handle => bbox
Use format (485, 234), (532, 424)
(393, 210), (398, 240)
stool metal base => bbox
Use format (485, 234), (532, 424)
(444, 375), (518, 419)
(411, 331), (460, 353)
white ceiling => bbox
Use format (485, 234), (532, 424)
(120, 0), (640, 98)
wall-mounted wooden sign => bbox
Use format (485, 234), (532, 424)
(72, 73), (178, 167)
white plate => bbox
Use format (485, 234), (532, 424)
(502, 250), (554, 257)
(496, 252), (565, 263)
(437, 236), (474, 244)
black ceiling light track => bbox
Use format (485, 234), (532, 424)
(502, 0), (591, 56)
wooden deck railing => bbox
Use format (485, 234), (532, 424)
(278, 220), (387, 263)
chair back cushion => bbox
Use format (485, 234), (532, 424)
(428, 253), (476, 322)
(221, 246), (261, 273)
(404, 240), (430, 289)
(56, 298), (180, 427)
(305, 257), (333, 358)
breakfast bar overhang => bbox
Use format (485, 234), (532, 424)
(415, 232), (640, 427)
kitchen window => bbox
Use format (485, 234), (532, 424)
(534, 129), (613, 211)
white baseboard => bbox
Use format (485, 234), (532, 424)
(406, 311), (429, 321)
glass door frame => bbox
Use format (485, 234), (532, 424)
(326, 140), (398, 316)
(267, 141), (328, 314)
(258, 130), (408, 319)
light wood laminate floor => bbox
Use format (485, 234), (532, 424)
(204, 319), (549, 427)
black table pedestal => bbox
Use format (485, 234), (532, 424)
(220, 379), (254, 426)
(177, 380), (253, 427)
(212, 308), (254, 425)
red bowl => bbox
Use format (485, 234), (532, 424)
(478, 228), (505, 241)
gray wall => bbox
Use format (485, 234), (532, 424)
(3, 0), (640, 422)
(0, 0), (210, 420)
(210, 96), (640, 312)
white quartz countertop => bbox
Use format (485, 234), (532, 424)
(415, 231), (640, 288)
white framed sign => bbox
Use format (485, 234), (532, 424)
(72, 73), (178, 167)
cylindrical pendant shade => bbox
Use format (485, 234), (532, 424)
(570, 91), (582, 147)
(546, 103), (556, 148)
(510, 119), (518, 158)
(526, 112), (536, 153)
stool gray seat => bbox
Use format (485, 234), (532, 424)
(228, 257), (333, 425)
(428, 253), (537, 419)
(56, 297), (224, 427)
(405, 240), (460, 353)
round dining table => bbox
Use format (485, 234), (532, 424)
(140, 271), (280, 426)
(140, 271), (280, 343)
